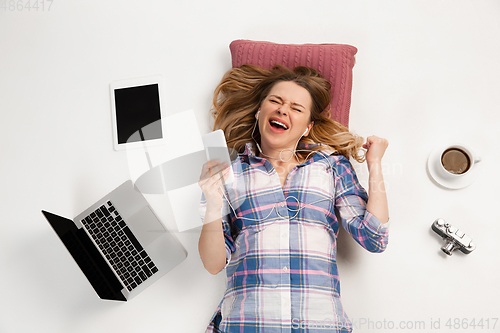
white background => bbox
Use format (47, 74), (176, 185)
(1, 1), (499, 332)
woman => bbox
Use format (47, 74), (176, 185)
(198, 64), (389, 333)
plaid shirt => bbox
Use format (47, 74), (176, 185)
(200, 143), (389, 333)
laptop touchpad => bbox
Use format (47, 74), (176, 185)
(128, 206), (166, 247)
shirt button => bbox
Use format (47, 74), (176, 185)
(280, 202), (285, 207)
(282, 233), (287, 239)
(283, 266), (288, 272)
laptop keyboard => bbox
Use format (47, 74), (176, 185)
(81, 201), (159, 292)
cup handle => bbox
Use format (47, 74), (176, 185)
(474, 156), (482, 163)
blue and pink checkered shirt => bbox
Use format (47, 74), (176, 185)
(200, 142), (389, 333)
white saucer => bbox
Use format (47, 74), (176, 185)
(427, 145), (481, 190)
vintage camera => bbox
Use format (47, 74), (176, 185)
(431, 218), (476, 256)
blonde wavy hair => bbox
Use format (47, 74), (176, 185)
(211, 64), (365, 163)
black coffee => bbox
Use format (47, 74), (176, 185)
(441, 148), (471, 174)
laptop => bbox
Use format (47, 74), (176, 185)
(42, 180), (187, 301)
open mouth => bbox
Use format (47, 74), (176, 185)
(269, 119), (289, 130)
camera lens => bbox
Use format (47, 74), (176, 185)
(441, 241), (456, 256)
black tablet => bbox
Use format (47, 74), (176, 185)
(110, 75), (166, 151)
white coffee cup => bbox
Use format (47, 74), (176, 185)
(436, 143), (481, 180)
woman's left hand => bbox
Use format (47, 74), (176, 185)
(363, 136), (389, 165)
(363, 136), (390, 223)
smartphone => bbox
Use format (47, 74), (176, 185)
(202, 129), (234, 184)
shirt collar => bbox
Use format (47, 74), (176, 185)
(242, 142), (337, 160)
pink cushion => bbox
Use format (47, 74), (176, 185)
(230, 39), (357, 128)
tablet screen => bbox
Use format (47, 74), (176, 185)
(114, 83), (163, 144)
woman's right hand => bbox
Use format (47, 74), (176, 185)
(198, 159), (231, 274)
(198, 159), (230, 212)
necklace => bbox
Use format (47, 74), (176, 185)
(258, 148), (296, 162)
